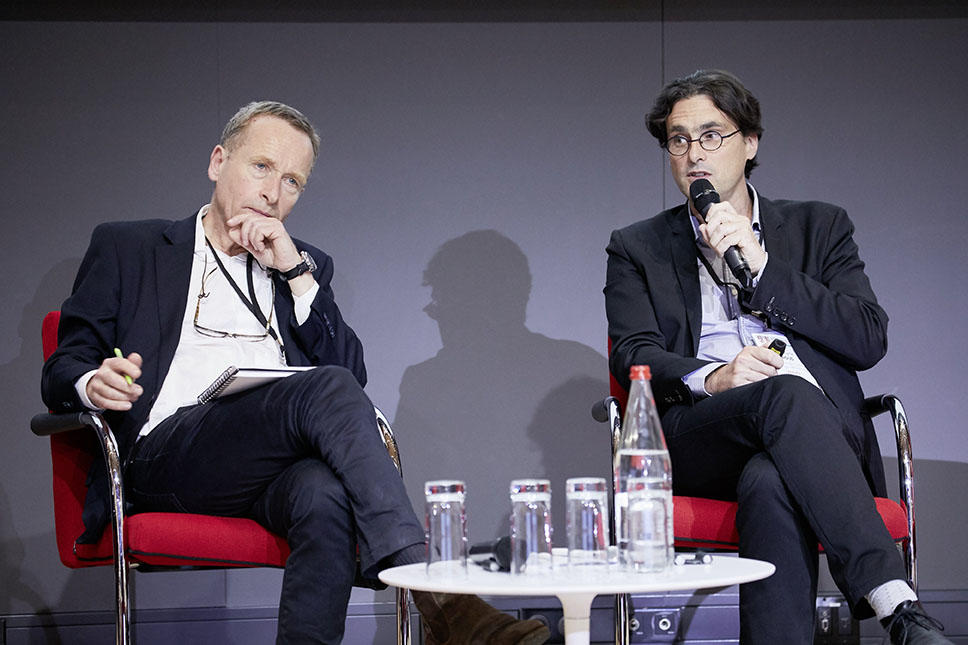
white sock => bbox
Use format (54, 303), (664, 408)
(866, 579), (918, 621)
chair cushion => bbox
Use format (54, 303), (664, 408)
(72, 513), (291, 568)
(673, 495), (909, 551)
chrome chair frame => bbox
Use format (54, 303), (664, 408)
(32, 406), (412, 645)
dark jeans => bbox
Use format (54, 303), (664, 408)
(125, 366), (425, 644)
(661, 375), (907, 645)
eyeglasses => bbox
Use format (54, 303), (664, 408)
(663, 129), (741, 156)
(193, 259), (276, 342)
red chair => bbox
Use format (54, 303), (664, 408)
(33, 311), (412, 644)
(596, 355), (916, 645)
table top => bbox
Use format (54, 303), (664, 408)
(379, 556), (774, 596)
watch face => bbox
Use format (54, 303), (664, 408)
(302, 251), (317, 273)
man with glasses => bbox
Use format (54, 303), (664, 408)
(42, 100), (549, 645)
(604, 70), (951, 644)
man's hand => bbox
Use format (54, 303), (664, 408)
(225, 213), (303, 273)
(698, 202), (767, 276)
(705, 346), (782, 394)
(87, 352), (143, 411)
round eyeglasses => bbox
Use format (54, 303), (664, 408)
(663, 129), (741, 156)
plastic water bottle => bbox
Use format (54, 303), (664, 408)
(613, 365), (674, 571)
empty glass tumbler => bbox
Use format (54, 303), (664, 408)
(424, 480), (467, 576)
(509, 479), (553, 575)
(565, 477), (609, 568)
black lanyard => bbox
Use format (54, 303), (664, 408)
(695, 241), (745, 293)
(694, 240), (767, 324)
(204, 237), (286, 358)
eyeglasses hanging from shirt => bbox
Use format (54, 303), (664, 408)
(197, 237), (286, 360)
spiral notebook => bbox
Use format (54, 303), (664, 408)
(197, 366), (316, 404)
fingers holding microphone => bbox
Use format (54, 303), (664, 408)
(689, 179), (766, 279)
(701, 203), (766, 273)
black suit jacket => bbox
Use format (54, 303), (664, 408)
(41, 213), (366, 537)
(605, 195), (889, 496)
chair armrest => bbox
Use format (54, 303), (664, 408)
(864, 393), (917, 589)
(32, 410), (129, 572)
(374, 406), (402, 475)
(863, 393), (914, 504)
(31, 411), (104, 436)
(591, 396), (623, 464)
(591, 396), (624, 545)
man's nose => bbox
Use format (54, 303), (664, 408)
(686, 140), (707, 163)
(261, 176), (280, 204)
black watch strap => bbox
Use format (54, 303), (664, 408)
(279, 251), (316, 281)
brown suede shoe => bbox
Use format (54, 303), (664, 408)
(412, 591), (550, 645)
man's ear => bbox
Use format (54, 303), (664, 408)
(208, 145), (226, 182)
(744, 134), (759, 162)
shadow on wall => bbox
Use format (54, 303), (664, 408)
(394, 230), (609, 543)
(8, 258), (272, 638)
(873, 457), (968, 591)
(0, 484), (52, 615)
(0, 257), (92, 626)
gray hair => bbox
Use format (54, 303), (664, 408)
(220, 100), (321, 167)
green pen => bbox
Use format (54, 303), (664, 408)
(114, 347), (134, 385)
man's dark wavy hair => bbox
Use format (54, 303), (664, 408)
(646, 69), (763, 178)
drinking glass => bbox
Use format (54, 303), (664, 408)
(509, 479), (553, 576)
(565, 477), (609, 568)
(425, 480), (467, 576)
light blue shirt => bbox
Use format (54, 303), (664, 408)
(683, 185), (776, 397)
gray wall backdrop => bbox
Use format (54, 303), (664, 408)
(2, 13), (966, 620)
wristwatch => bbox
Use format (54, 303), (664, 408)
(279, 251), (317, 281)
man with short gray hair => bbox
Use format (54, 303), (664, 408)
(43, 100), (548, 644)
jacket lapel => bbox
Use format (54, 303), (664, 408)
(668, 205), (702, 355)
(153, 215), (197, 382)
(757, 195), (787, 263)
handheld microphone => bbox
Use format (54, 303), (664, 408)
(689, 178), (753, 289)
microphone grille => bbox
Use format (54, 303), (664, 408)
(689, 178), (719, 217)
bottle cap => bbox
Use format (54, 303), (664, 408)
(629, 365), (651, 380)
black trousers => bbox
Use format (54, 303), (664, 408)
(125, 366), (425, 644)
(661, 375), (907, 645)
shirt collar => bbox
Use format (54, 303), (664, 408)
(194, 204), (210, 254)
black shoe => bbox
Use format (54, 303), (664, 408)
(881, 600), (953, 644)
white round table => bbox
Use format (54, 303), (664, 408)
(379, 556), (774, 645)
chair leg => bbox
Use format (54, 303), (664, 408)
(397, 587), (411, 645)
(82, 412), (131, 645)
(114, 552), (131, 645)
(614, 593), (631, 645)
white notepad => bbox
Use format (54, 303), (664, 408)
(197, 366), (316, 404)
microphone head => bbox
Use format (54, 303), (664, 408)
(689, 178), (719, 218)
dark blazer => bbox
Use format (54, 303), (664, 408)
(41, 213), (366, 537)
(605, 195), (889, 496)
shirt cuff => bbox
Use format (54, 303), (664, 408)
(75, 369), (103, 410)
(293, 281), (320, 325)
(683, 362), (727, 398)
(751, 251), (768, 288)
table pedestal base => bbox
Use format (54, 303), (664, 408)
(558, 592), (596, 644)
